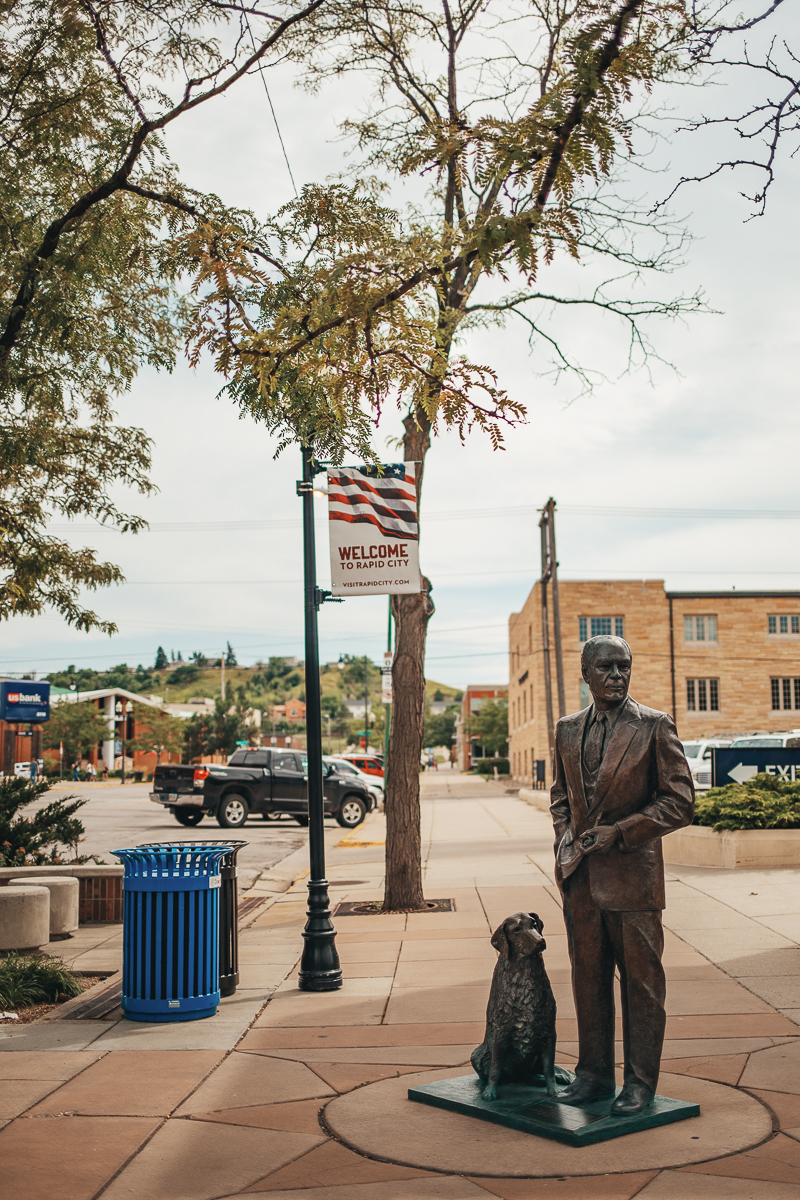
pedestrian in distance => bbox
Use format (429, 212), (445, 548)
(29, 759), (38, 781)
(72, 761), (80, 781)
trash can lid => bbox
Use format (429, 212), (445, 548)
(111, 844), (237, 877)
(136, 840), (248, 867)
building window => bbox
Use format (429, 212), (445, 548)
(579, 616), (624, 642)
(684, 615), (718, 642)
(771, 678), (800, 710)
(687, 678), (719, 712)
(768, 614), (800, 635)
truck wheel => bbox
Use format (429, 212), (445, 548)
(174, 809), (204, 826)
(336, 797), (367, 828)
(217, 794), (249, 828)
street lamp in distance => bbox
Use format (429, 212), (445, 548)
(115, 699), (132, 783)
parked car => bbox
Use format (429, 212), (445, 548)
(339, 752), (384, 778)
(680, 740), (732, 790)
(150, 747), (375, 830)
(728, 732), (800, 749)
(324, 756), (384, 805)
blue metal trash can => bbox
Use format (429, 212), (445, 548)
(112, 843), (234, 1022)
(138, 840), (249, 997)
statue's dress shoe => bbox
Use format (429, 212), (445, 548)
(558, 1079), (615, 1107)
(610, 1080), (654, 1117)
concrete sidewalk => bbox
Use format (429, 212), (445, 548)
(2, 774), (800, 1199)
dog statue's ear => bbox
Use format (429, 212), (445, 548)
(528, 912), (544, 933)
(491, 921), (510, 958)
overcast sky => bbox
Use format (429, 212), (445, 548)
(5, 11), (800, 688)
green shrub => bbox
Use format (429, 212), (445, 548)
(0, 776), (94, 866)
(475, 758), (510, 775)
(694, 772), (800, 832)
(0, 953), (82, 1008)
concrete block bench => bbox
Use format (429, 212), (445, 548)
(0, 885), (50, 952)
(0, 865), (123, 923)
(8, 877), (79, 937)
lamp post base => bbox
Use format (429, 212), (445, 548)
(298, 877), (342, 992)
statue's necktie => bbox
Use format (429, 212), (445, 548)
(584, 711), (608, 776)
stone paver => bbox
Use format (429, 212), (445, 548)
(0, 1115), (160, 1200)
(101, 1118), (324, 1200)
(29, 1049), (222, 1116)
(2, 771), (799, 1197)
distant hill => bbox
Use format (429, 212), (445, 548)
(42, 657), (461, 710)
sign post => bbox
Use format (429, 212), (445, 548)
(297, 446), (343, 992)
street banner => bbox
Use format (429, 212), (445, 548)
(327, 463), (420, 596)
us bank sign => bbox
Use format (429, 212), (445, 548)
(0, 681), (51, 723)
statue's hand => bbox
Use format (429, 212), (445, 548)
(582, 825), (618, 855)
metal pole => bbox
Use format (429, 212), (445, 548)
(384, 599), (392, 766)
(669, 595), (676, 720)
(298, 445), (342, 992)
(539, 512), (555, 761)
(121, 705), (126, 785)
(547, 499), (566, 719)
(364, 655), (369, 751)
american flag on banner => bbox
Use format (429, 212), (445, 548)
(327, 463), (421, 596)
(327, 464), (418, 541)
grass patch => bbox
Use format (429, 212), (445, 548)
(0, 952), (82, 1009)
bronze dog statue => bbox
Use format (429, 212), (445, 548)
(471, 911), (558, 1101)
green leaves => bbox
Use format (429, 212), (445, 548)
(695, 773), (800, 832)
(43, 701), (111, 765)
(0, 953), (82, 1008)
(0, 776), (91, 865)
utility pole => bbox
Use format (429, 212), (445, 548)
(543, 499), (566, 719)
(539, 514), (555, 761)
(221, 652), (226, 701)
(297, 445), (342, 992)
(539, 497), (566, 767)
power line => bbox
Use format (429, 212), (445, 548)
(45, 502), (800, 536)
(243, 13), (298, 196)
(101, 568), (800, 585)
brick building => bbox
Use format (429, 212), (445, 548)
(456, 683), (509, 771)
(270, 699), (306, 722)
(44, 689), (180, 775)
(509, 581), (800, 787)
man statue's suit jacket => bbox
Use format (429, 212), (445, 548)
(550, 696), (694, 911)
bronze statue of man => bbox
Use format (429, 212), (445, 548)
(550, 634), (694, 1116)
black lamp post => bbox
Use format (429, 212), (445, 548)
(297, 445), (342, 991)
(116, 699), (132, 783)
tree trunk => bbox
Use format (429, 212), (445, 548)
(383, 410), (433, 912)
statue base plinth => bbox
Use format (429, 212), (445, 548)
(408, 1073), (700, 1146)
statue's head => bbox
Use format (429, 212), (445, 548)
(580, 635), (632, 709)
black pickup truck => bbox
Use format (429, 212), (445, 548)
(150, 748), (374, 830)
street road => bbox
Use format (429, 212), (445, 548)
(43, 782), (307, 886)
